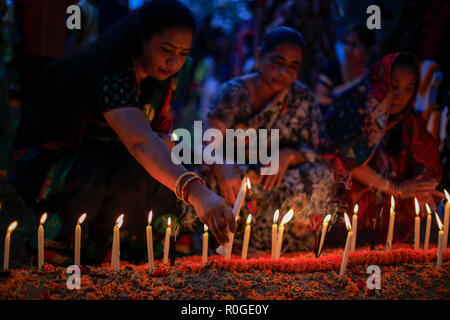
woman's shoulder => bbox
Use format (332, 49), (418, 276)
(290, 81), (314, 99)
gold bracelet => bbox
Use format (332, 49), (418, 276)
(181, 176), (206, 205)
(175, 172), (197, 199)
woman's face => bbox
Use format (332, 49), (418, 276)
(138, 26), (193, 80)
(344, 32), (365, 64)
(389, 67), (416, 114)
(258, 43), (303, 92)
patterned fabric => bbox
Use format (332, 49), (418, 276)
(205, 77), (337, 253)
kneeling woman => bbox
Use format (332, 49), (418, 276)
(324, 52), (443, 247)
(10, 0), (236, 264)
(203, 27), (336, 254)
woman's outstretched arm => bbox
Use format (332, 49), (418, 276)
(104, 107), (237, 244)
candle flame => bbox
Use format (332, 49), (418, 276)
(168, 217), (171, 227)
(8, 221), (18, 233)
(273, 209), (279, 224)
(344, 213), (352, 231)
(280, 209), (294, 226)
(246, 177), (251, 190)
(391, 195), (395, 211)
(116, 214), (124, 228)
(435, 212), (443, 231)
(324, 214), (331, 224)
(353, 204), (359, 215)
(246, 214), (252, 225)
(171, 132), (178, 141)
(204, 224), (208, 232)
(425, 203), (431, 215)
(78, 213), (87, 225)
(414, 197), (420, 216)
(40, 212), (48, 225)
(445, 189), (450, 203)
(148, 210), (153, 225)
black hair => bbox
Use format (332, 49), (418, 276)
(15, 0), (196, 148)
(347, 24), (376, 49)
(391, 52), (420, 91)
(259, 26), (306, 55)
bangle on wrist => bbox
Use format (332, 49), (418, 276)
(175, 171), (197, 199)
(181, 176), (206, 205)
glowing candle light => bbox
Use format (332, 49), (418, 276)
(241, 214), (252, 260)
(275, 209), (294, 259)
(414, 198), (420, 250)
(218, 177), (250, 257)
(444, 190), (450, 249)
(350, 204), (359, 252)
(385, 196), (395, 251)
(435, 212), (444, 268)
(38, 213), (47, 269)
(74, 213), (87, 267)
(111, 214), (124, 271)
(163, 217), (172, 264)
(339, 213), (353, 275)
(3, 221), (18, 271)
(202, 224), (209, 263)
(146, 211), (154, 272)
(318, 214), (332, 257)
(424, 204), (432, 251)
(271, 209), (279, 259)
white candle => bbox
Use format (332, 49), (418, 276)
(163, 217), (172, 264)
(74, 213), (87, 267)
(3, 221), (18, 271)
(241, 214), (252, 260)
(146, 211), (154, 272)
(202, 224), (208, 263)
(271, 210), (279, 259)
(414, 198), (420, 250)
(443, 190), (450, 249)
(424, 204), (432, 251)
(217, 177), (250, 257)
(339, 213), (353, 275)
(435, 212), (444, 268)
(38, 213), (47, 269)
(275, 209), (294, 259)
(350, 204), (358, 251)
(318, 214), (332, 257)
(111, 214), (124, 271)
(385, 196), (395, 251)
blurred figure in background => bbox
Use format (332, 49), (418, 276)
(315, 25), (375, 109)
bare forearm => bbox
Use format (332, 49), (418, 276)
(351, 165), (396, 195)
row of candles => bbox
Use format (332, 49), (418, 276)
(3, 184), (450, 274)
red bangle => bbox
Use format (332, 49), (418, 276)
(181, 176), (206, 205)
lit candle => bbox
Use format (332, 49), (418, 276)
(163, 217), (172, 264)
(318, 214), (332, 257)
(414, 198), (420, 250)
(271, 209), (279, 259)
(385, 196), (395, 251)
(218, 177), (250, 257)
(38, 212), (47, 269)
(443, 190), (450, 249)
(241, 214), (252, 260)
(202, 224), (209, 263)
(111, 214), (124, 271)
(3, 221), (18, 271)
(146, 211), (154, 273)
(350, 204), (359, 251)
(435, 212), (444, 268)
(339, 213), (353, 276)
(275, 209), (294, 259)
(74, 213), (87, 267)
(424, 204), (432, 251)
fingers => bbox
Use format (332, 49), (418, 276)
(222, 205), (237, 234)
(430, 189), (445, 199)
